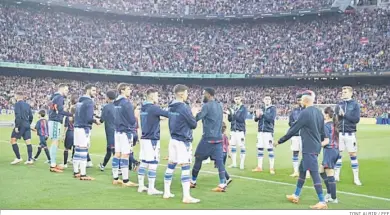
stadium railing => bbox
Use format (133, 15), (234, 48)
(1, 62), (390, 80)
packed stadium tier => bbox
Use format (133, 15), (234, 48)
(0, 3), (389, 74)
(56, 0), (334, 15)
(0, 76), (388, 117)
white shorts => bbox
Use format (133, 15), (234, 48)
(290, 136), (302, 151)
(114, 132), (133, 154)
(139, 139), (160, 163)
(339, 133), (357, 153)
(48, 120), (62, 140)
(230, 131), (245, 147)
(73, 127), (91, 148)
(257, 132), (274, 149)
(168, 139), (192, 164)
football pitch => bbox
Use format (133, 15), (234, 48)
(0, 114), (389, 209)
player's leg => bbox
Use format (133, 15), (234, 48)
(179, 141), (199, 204)
(49, 121), (61, 171)
(212, 144), (227, 192)
(319, 165), (330, 197)
(72, 128), (82, 177)
(223, 152), (232, 185)
(137, 139), (148, 191)
(34, 136), (44, 160)
(146, 140), (161, 195)
(229, 132), (237, 168)
(286, 159), (306, 203)
(191, 140), (206, 187)
(43, 139), (51, 162)
(290, 137), (300, 177)
(10, 129), (22, 164)
(347, 134), (361, 185)
(266, 133), (275, 174)
(163, 139), (177, 198)
(239, 132), (246, 170)
(87, 153), (93, 167)
(112, 132), (122, 184)
(253, 132), (264, 172)
(308, 154), (327, 209)
(335, 134), (345, 181)
(100, 146), (112, 170)
(23, 128), (33, 164)
(121, 133), (137, 187)
(79, 129), (93, 180)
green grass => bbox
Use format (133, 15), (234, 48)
(0, 114), (389, 209)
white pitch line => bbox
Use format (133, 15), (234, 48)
(1, 140), (390, 202)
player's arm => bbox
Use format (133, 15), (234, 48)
(32, 121), (39, 132)
(263, 106), (276, 122)
(56, 97), (72, 117)
(236, 106), (247, 123)
(195, 104), (208, 122)
(28, 106), (33, 125)
(126, 102), (136, 125)
(278, 111), (308, 144)
(288, 111), (294, 127)
(100, 106), (106, 123)
(154, 106), (169, 118)
(344, 102), (361, 124)
(14, 102), (22, 128)
(183, 107), (197, 129)
(321, 123), (331, 147)
(85, 101), (98, 124)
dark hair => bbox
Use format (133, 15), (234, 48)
(324, 106), (339, 143)
(204, 87), (215, 97)
(84, 84), (95, 93)
(38, 110), (46, 117)
(146, 88), (158, 96)
(117, 83), (130, 94)
(58, 83), (67, 89)
(173, 84), (188, 94)
(106, 90), (117, 100)
(70, 94), (79, 105)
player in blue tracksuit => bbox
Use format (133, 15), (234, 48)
(33, 110), (51, 162)
(99, 90), (117, 171)
(191, 88), (227, 192)
(73, 84), (99, 180)
(253, 96), (277, 173)
(288, 94), (305, 176)
(163, 84), (200, 204)
(48, 84), (72, 172)
(10, 91), (34, 165)
(320, 106), (339, 204)
(137, 88), (169, 195)
(226, 95), (248, 169)
(276, 90), (328, 209)
(112, 83), (137, 186)
(334, 86), (361, 185)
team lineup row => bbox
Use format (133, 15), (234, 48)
(9, 83), (361, 208)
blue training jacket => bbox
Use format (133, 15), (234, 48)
(168, 100), (197, 143)
(140, 101), (169, 140)
(255, 105), (276, 133)
(228, 104), (247, 133)
(335, 99), (360, 133)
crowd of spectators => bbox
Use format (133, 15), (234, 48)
(1, 4), (389, 75)
(57, 0), (334, 15)
(0, 76), (388, 117)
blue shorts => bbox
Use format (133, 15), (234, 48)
(106, 132), (115, 148)
(299, 153), (319, 172)
(64, 132), (74, 150)
(194, 138), (223, 161)
(11, 126), (31, 140)
(39, 136), (48, 147)
(322, 148), (339, 169)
